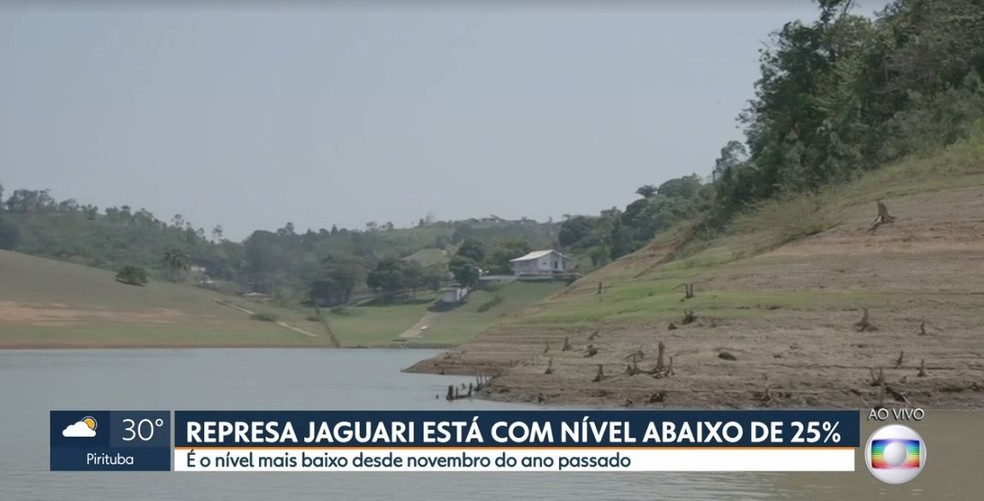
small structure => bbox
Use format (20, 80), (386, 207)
(509, 250), (574, 276)
(439, 286), (469, 304)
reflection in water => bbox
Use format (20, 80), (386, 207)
(0, 349), (979, 500)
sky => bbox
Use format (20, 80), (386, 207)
(0, 2), (823, 240)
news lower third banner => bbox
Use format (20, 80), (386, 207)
(51, 410), (861, 472)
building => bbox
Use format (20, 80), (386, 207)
(439, 286), (469, 304)
(509, 250), (574, 276)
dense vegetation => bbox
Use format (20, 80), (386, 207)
(710, 0), (984, 224)
(0, 181), (558, 305)
(558, 0), (984, 263)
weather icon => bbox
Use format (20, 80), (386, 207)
(62, 416), (98, 438)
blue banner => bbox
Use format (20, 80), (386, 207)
(174, 410), (859, 448)
(50, 410), (171, 471)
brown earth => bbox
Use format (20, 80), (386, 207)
(407, 186), (984, 410)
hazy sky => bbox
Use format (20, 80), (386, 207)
(0, 2), (822, 240)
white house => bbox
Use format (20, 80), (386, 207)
(509, 250), (574, 276)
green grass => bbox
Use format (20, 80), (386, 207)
(402, 248), (449, 267)
(0, 250), (335, 347)
(419, 281), (566, 344)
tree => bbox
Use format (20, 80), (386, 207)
(211, 225), (224, 241)
(448, 255), (480, 288)
(366, 258), (406, 300)
(486, 238), (532, 275)
(402, 260), (425, 297)
(558, 216), (597, 249)
(657, 174), (702, 199)
(635, 185), (658, 198)
(422, 264), (446, 292)
(309, 254), (367, 306)
(160, 248), (191, 281)
(0, 215), (20, 250)
(115, 265), (148, 286)
(456, 238), (486, 264)
(0, 178), (4, 207)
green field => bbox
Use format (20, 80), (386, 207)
(0, 250), (563, 348)
(0, 250), (338, 347)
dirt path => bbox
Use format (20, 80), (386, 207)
(213, 299), (318, 338)
(397, 311), (441, 340)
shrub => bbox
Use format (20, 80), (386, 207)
(115, 265), (148, 286)
(250, 312), (278, 322)
(477, 294), (503, 313)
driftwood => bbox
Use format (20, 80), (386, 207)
(584, 344), (598, 357)
(719, 351), (737, 361)
(867, 201), (896, 234)
(854, 308), (878, 332)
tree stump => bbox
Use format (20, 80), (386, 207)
(894, 350), (905, 369)
(561, 336), (572, 351)
(867, 201), (896, 234)
(854, 308), (877, 332)
(543, 341), (551, 354)
(917, 359), (927, 378)
(919, 321), (927, 336)
(868, 367), (884, 387)
(544, 358), (554, 375)
(588, 329), (600, 341)
(585, 344), (598, 357)
(667, 322), (678, 331)
(592, 364), (605, 382)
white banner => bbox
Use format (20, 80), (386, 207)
(174, 447), (854, 472)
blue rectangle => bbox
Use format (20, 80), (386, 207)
(174, 410), (860, 448)
(50, 410), (171, 471)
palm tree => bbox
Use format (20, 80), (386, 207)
(161, 248), (191, 279)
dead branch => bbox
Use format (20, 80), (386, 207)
(587, 329), (600, 341)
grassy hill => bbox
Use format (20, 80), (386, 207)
(0, 250), (563, 348)
(0, 250), (338, 348)
(409, 129), (984, 410)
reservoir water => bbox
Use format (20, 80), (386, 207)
(1, 349), (979, 500)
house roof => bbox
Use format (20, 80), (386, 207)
(510, 249), (566, 262)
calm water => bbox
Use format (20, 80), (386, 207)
(0, 349), (979, 500)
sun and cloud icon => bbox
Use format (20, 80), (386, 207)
(62, 416), (98, 438)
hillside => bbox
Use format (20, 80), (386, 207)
(0, 251), (336, 348)
(408, 130), (984, 410)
